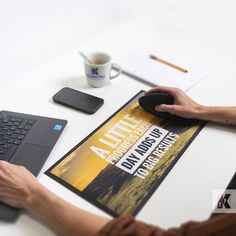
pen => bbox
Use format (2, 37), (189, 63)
(150, 54), (188, 73)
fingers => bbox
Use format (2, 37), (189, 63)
(0, 160), (10, 167)
(155, 104), (178, 114)
(0, 161), (23, 170)
(0, 160), (11, 172)
(0, 161), (20, 174)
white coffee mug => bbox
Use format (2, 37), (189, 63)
(84, 52), (122, 88)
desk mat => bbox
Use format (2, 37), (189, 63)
(45, 90), (205, 217)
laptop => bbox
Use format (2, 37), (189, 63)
(0, 110), (67, 221)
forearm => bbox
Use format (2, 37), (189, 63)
(25, 184), (109, 236)
(196, 106), (236, 125)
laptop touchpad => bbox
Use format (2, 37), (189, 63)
(10, 143), (49, 176)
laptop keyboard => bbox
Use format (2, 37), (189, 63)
(0, 114), (35, 161)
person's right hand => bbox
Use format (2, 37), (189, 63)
(145, 86), (204, 119)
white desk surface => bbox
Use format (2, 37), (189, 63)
(1, 2), (236, 235)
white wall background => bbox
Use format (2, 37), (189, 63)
(0, 0), (133, 81)
(0, 0), (236, 82)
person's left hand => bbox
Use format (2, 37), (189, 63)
(0, 160), (39, 208)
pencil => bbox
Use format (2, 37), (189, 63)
(150, 54), (188, 73)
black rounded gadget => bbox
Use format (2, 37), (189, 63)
(138, 93), (175, 119)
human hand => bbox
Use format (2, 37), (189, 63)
(145, 86), (204, 119)
(0, 161), (40, 208)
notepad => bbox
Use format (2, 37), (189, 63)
(117, 50), (209, 91)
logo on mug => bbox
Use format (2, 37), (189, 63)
(92, 68), (99, 75)
(88, 68), (105, 79)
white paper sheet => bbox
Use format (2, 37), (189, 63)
(117, 50), (210, 91)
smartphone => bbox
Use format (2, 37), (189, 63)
(53, 87), (104, 114)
